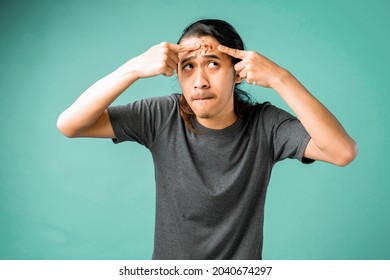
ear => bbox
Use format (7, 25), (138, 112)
(235, 72), (243, 84)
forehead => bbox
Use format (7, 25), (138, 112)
(181, 36), (219, 49)
(178, 36), (229, 61)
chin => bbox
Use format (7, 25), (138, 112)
(193, 109), (214, 119)
(197, 114), (212, 119)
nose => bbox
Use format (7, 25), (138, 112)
(193, 68), (209, 89)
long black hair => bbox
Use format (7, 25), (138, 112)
(177, 19), (254, 132)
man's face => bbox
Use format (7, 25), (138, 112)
(177, 36), (240, 127)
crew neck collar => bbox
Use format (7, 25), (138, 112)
(192, 116), (243, 137)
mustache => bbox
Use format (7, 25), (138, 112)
(190, 93), (216, 101)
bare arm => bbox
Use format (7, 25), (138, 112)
(271, 72), (357, 166)
(57, 71), (137, 138)
(218, 45), (358, 166)
(57, 42), (200, 138)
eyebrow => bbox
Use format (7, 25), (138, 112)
(180, 54), (221, 65)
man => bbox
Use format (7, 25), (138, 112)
(57, 19), (357, 259)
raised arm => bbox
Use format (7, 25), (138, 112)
(57, 42), (200, 138)
(218, 45), (358, 166)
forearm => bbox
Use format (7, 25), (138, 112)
(57, 42), (199, 138)
(218, 45), (357, 165)
(272, 70), (357, 164)
(57, 68), (138, 137)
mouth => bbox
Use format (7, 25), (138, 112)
(191, 94), (216, 102)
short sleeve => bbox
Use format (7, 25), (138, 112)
(261, 103), (313, 164)
(107, 95), (178, 148)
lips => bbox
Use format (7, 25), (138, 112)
(191, 93), (216, 101)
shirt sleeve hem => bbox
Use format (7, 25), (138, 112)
(298, 133), (315, 164)
(107, 106), (125, 144)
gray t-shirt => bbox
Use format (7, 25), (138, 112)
(108, 93), (312, 259)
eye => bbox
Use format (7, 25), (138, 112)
(208, 61), (219, 69)
(182, 63), (193, 71)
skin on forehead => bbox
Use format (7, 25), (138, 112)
(179, 36), (225, 60)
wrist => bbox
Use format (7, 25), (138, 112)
(112, 61), (141, 82)
(270, 68), (293, 90)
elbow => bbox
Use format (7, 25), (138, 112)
(56, 113), (77, 138)
(335, 141), (358, 167)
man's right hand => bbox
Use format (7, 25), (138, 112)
(117, 42), (200, 79)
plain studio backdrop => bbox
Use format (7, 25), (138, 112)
(0, 0), (389, 260)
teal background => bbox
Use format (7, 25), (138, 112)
(1, 0), (389, 260)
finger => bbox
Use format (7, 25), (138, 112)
(234, 60), (246, 72)
(238, 68), (248, 79)
(218, 44), (246, 59)
(169, 42), (200, 53)
(165, 58), (177, 72)
(167, 50), (180, 65)
(163, 68), (175, 77)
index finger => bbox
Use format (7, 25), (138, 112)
(218, 44), (246, 59)
(169, 42), (200, 53)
